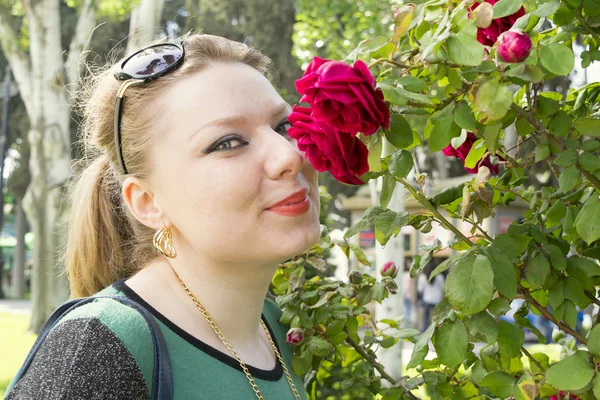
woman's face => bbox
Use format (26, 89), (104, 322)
(146, 62), (321, 266)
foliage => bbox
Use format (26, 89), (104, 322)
(276, 0), (600, 398)
(0, 312), (37, 398)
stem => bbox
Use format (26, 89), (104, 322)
(520, 286), (587, 345)
(585, 291), (600, 307)
(397, 178), (474, 247)
(344, 330), (420, 400)
(464, 216), (494, 242)
(521, 347), (545, 372)
(576, 7), (600, 47)
(490, 185), (530, 203)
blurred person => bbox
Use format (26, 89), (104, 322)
(417, 260), (445, 331)
(402, 257), (416, 328)
(6, 33), (321, 400)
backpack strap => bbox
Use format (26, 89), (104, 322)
(11, 295), (173, 400)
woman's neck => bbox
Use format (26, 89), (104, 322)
(127, 257), (279, 360)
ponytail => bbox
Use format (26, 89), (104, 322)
(65, 155), (137, 297)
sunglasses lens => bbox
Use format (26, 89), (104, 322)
(121, 44), (183, 79)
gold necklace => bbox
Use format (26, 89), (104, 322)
(171, 268), (302, 400)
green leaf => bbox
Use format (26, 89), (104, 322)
(505, 64), (544, 83)
(574, 194), (600, 245)
(385, 115), (414, 149)
(389, 149), (414, 179)
(375, 211), (409, 246)
(545, 200), (566, 227)
(368, 135), (383, 172)
(563, 299), (578, 327)
(488, 297), (511, 315)
(593, 374), (600, 399)
(498, 320), (525, 358)
(588, 324), (600, 355)
(407, 323), (435, 368)
(491, 233), (531, 263)
(308, 336), (331, 357)
(346, 316), (359, 342)
(379, 82), (433, 106)
(446, 30), (485, 66)
(379, 172), (395, 209)
(526, 253), (551, 289)
(445, 254), (494, 315)
(454, 102), (477, 131)
(292, 351), (313, 375)
(547, 244), (567, 271)
(344, 206), (386, 239)
(466, 311), (499, 344)
(539, 44), (575, 76)
(429, 114), (461, 152)
(349, 245), (371, 268)
(548, 110), (571, 137)
(398, 75), (428, 93)
(493, 0), (524, 18)
(555, 149), (578, 167)
(326, 319), (346, 337)
(564, 276), (589, 309)
(464, 139), (487, 169)
(535, 141), (550, 162)
(483, 247), (518, 299)
(476, 80), (514, 121)
(579, 152), (600, 172)
(434, 319), (468, 367)
(481, 371), (516, 398)
(559, 165), (580, 192)
(583, 140), (600, 152)
(548, 281), (564, 309)
(574, 118), (600, 136)
(536, 92), (560, 117)
(483, 124), (502, 154)
(545, 353), (594, 391)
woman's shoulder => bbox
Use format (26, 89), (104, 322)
(5, 284), (153, 399)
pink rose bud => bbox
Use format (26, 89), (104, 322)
(381, 261), (398, 278)
(286, 328), (305, 346)
(349, 270), (363, 284)
(497, 29), (532, 63)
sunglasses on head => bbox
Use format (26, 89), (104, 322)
(113, 42), (185, 174)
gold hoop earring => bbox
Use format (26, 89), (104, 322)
(153, 226), (177, 258)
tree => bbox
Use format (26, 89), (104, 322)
(0, 0), (165, 332)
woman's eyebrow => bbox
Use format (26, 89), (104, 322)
(189, 103), (292, 143)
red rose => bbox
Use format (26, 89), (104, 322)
(442, 132), (503, 175)
(288, 106), (369, 185)
(550, 391), (580, 400)
(497, 29), (533, 63)
(295, 57), (390, 136)
(469, 0), (525, 47)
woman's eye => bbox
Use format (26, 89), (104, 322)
(276, 119), (292, 137)
(213, 136), (246, 152)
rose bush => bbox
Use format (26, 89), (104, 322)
(278, 0), (600, 398)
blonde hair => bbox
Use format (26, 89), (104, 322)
(66, 33), (271, 297)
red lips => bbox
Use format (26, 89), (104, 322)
(267, 189), (308, 209)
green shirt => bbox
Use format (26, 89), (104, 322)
(6, 278), (307, 400)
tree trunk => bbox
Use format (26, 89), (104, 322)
(127, 0), (166, 54)
(370, 137), (406, 382)
(11, 198), (26, 298)
(19, 0), (90, 332)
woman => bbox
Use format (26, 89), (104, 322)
(5, 33), (321, 399)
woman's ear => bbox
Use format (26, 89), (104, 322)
(122, 176), (168, 230)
